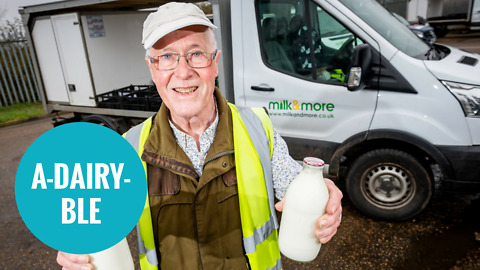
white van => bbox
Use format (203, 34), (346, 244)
(223, 0), (480, 220)
(22, 0), (480, 220)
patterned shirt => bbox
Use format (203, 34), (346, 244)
(169, 110), (301, 200)
(169, 112), (219, 177)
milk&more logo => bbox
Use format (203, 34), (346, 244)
(268, 99), (335, 119)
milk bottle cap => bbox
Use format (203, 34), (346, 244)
(303, 157), (325, 167)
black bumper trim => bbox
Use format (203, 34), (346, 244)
(437, 145), (480, 184)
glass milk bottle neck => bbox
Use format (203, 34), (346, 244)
(302, 157), (325, 174)
(302, 163), (323, 173)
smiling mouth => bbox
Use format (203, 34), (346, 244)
(173, 86), (198, 95)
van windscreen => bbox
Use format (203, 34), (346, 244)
(339, 0), (430, 59)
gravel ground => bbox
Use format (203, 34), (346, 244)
(281, 193), (480, 270)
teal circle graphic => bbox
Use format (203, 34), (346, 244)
(15, 122), (146, 254)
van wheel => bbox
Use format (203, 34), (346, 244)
(345, 149), (432, 221)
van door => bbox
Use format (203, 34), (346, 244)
(236, 0), (378, 151)
(31, 19), (70, 104)
(51, 13), (96, 107)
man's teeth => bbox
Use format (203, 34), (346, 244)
(174, 87), (197, 94)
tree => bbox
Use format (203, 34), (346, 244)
(195, 1), (213, 15)
(0, 18), (24, 41)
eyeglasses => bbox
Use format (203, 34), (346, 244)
(149, 50), (218, 71)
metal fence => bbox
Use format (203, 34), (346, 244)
(0, 26), (40, 107)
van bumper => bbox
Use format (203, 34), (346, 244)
(438, 145), (480, 193)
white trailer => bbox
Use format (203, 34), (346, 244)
(427, 0), (480, 35)
(20, 1), (158, 133)
(379, 0), (480, 36)
(406, 0), (430, 21)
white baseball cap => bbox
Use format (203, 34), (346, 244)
(142, 2), (217, 50)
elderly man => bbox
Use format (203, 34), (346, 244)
(57, 2), (342, 270)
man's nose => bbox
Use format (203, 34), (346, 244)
(175, 56), (193, 78)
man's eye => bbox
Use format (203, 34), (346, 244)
(191, 52), (203, 57)
(160, 54), (172, 60)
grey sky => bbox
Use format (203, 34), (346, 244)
(0, 0), (61, 22)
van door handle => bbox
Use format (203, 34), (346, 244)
(251, 85), (275, 92)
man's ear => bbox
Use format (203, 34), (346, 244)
(145, 58), (157, 81)
(214, 50), (222, 76)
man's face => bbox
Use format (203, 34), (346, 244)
(146, 26), (220, 122)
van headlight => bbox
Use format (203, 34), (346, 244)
(415, 31), (424, 39)
(442, 81), (480, 117)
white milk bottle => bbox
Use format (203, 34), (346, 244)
(278, 157), (329, 262)
(89, 238), (134, 270)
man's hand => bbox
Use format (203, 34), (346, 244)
(56, 251), (93, 270)
(275, 178), (343, 244)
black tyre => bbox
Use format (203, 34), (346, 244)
(433, 25), (448, 38)
(81, 115), (129, 134)
(346, 149), (432, 221)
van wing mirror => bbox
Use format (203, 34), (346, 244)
(347, 44), (372, 91)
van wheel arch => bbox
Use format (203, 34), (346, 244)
(329, 130), (453, 182)
(80, 114), (130, 134)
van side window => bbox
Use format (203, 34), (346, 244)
(257, 0), (363, 83)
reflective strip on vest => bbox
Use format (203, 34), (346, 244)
(230, 104), (282, 270)
(123, 117), (159, 270)
(236, 107), (279, 241)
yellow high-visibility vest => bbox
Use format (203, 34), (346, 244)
(123, 103), (281, 270)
